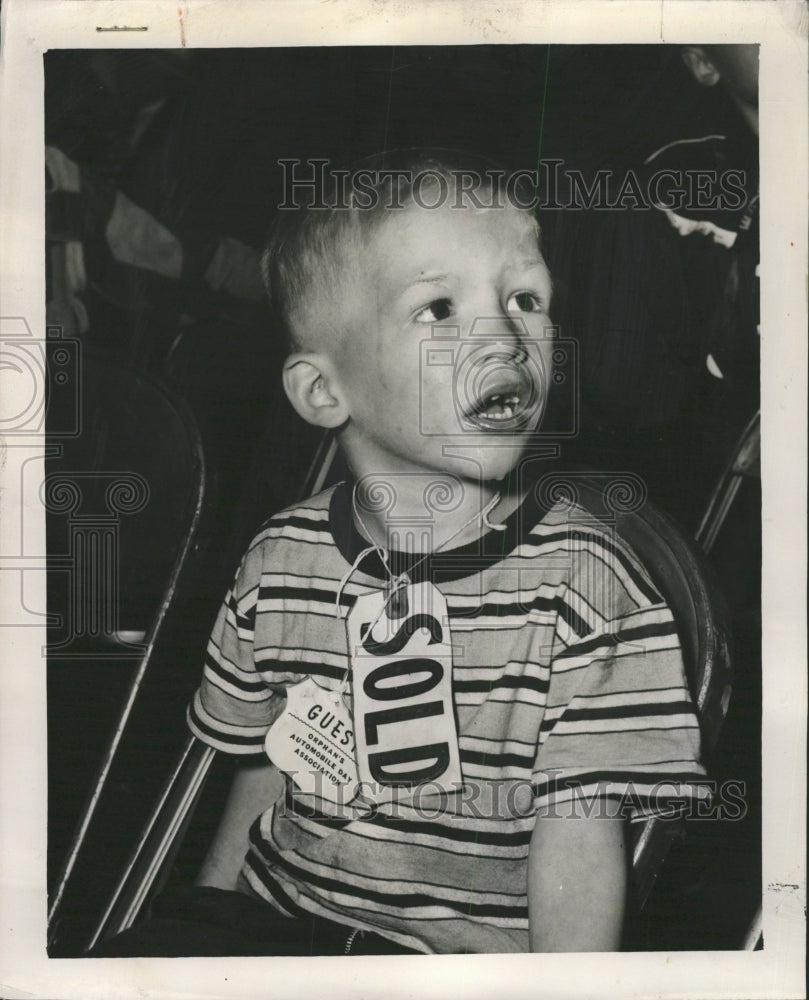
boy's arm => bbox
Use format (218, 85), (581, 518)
(527, 813), (627, 952)
(195, 757), (283, 890)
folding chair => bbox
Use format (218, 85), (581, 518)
(46, 352), (207, 955)
(76, 463), (733, 953)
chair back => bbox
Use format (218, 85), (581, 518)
(556, 472), (733, 909)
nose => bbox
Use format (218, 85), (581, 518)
(466, 314), (528, 355)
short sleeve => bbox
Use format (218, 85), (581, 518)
(533, 599), (712, 823)
(187, 542), (280, 754)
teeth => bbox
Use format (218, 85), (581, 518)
(477, 392), (521, 422)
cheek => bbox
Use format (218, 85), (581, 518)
(335, 337), (381, 394)
(415, 360), (454, 416)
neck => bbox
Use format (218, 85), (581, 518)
(350, 469), (516, 554)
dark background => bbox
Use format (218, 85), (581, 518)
(44, 45), (761, 955)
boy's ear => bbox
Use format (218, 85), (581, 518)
(282, 353), (349, 429)
(681, 46), (721, 87)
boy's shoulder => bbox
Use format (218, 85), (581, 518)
(247, 484), (338, 552)
(528, 496), (665, 616)
(229, 485), (340, 593)
(530, 493), (629, 548)
(221, 486), (340, 603)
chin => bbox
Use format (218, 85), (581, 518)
(442, 438), (529, 486)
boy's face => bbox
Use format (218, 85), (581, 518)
(316, 198), (554, 486)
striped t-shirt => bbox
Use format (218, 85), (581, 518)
(188, 481), (707, 953)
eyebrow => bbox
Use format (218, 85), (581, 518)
(396, 256), (550, 298)
(405, 272), (450, 286)
(405, 258), (544, 285)
(395, 273), (452, 297)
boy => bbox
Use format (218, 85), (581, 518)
(97, 150), (708, 956)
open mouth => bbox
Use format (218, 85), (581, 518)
(471, 387), (524, 423)
(463, 359), (541, 430)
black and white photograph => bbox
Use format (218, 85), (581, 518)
(0, 2), (805, 998)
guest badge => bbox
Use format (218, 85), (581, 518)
(264, 677), (358, 804)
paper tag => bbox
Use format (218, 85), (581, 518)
(264, 677), (358, 804)
(346, 582), (462, 800)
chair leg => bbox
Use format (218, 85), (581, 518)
(695, 411), (760, 555)
(696, 475), (744, 554)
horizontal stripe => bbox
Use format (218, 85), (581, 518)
(265, 513), (332, 534)
(447, 593), (590, 637)
(540, 719), (699, 738)
(359, 810), (532, 849)
(251, 834), (528, 920)
(253, 653), (347, 677)
(187, 707), (266, 751)
(204, 649), (267, 694)
(256, 645), (348, 667)
(337, 819), (530, 864)
(533, 769), (710, 794)
(260, 820), (527, 905)
(566, 685), (688, 707)
(561, 700), (696, 722)
(454, 674), (550, 695)
(555, 617), (677, 661)
(258, 584), (357, 609)
(535, 528), (661, 606)
(460, 748), (536, 769)
(618, 620), (680, 644)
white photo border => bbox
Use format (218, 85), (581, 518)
(0, 1), (805, 998)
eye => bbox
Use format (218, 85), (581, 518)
(506, 291), (544, 314)
(414, 298), (454, 323)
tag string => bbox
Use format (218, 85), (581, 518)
(334, 486), (504, 617)
(353, 485), (505, 564)
(333, 485), (507, 697)
(334, 542), (390, 620)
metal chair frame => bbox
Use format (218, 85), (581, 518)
(46, 353), (207, 951)
(696, 411), (761, 555)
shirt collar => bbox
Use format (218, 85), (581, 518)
(328, 479), (549, 584)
